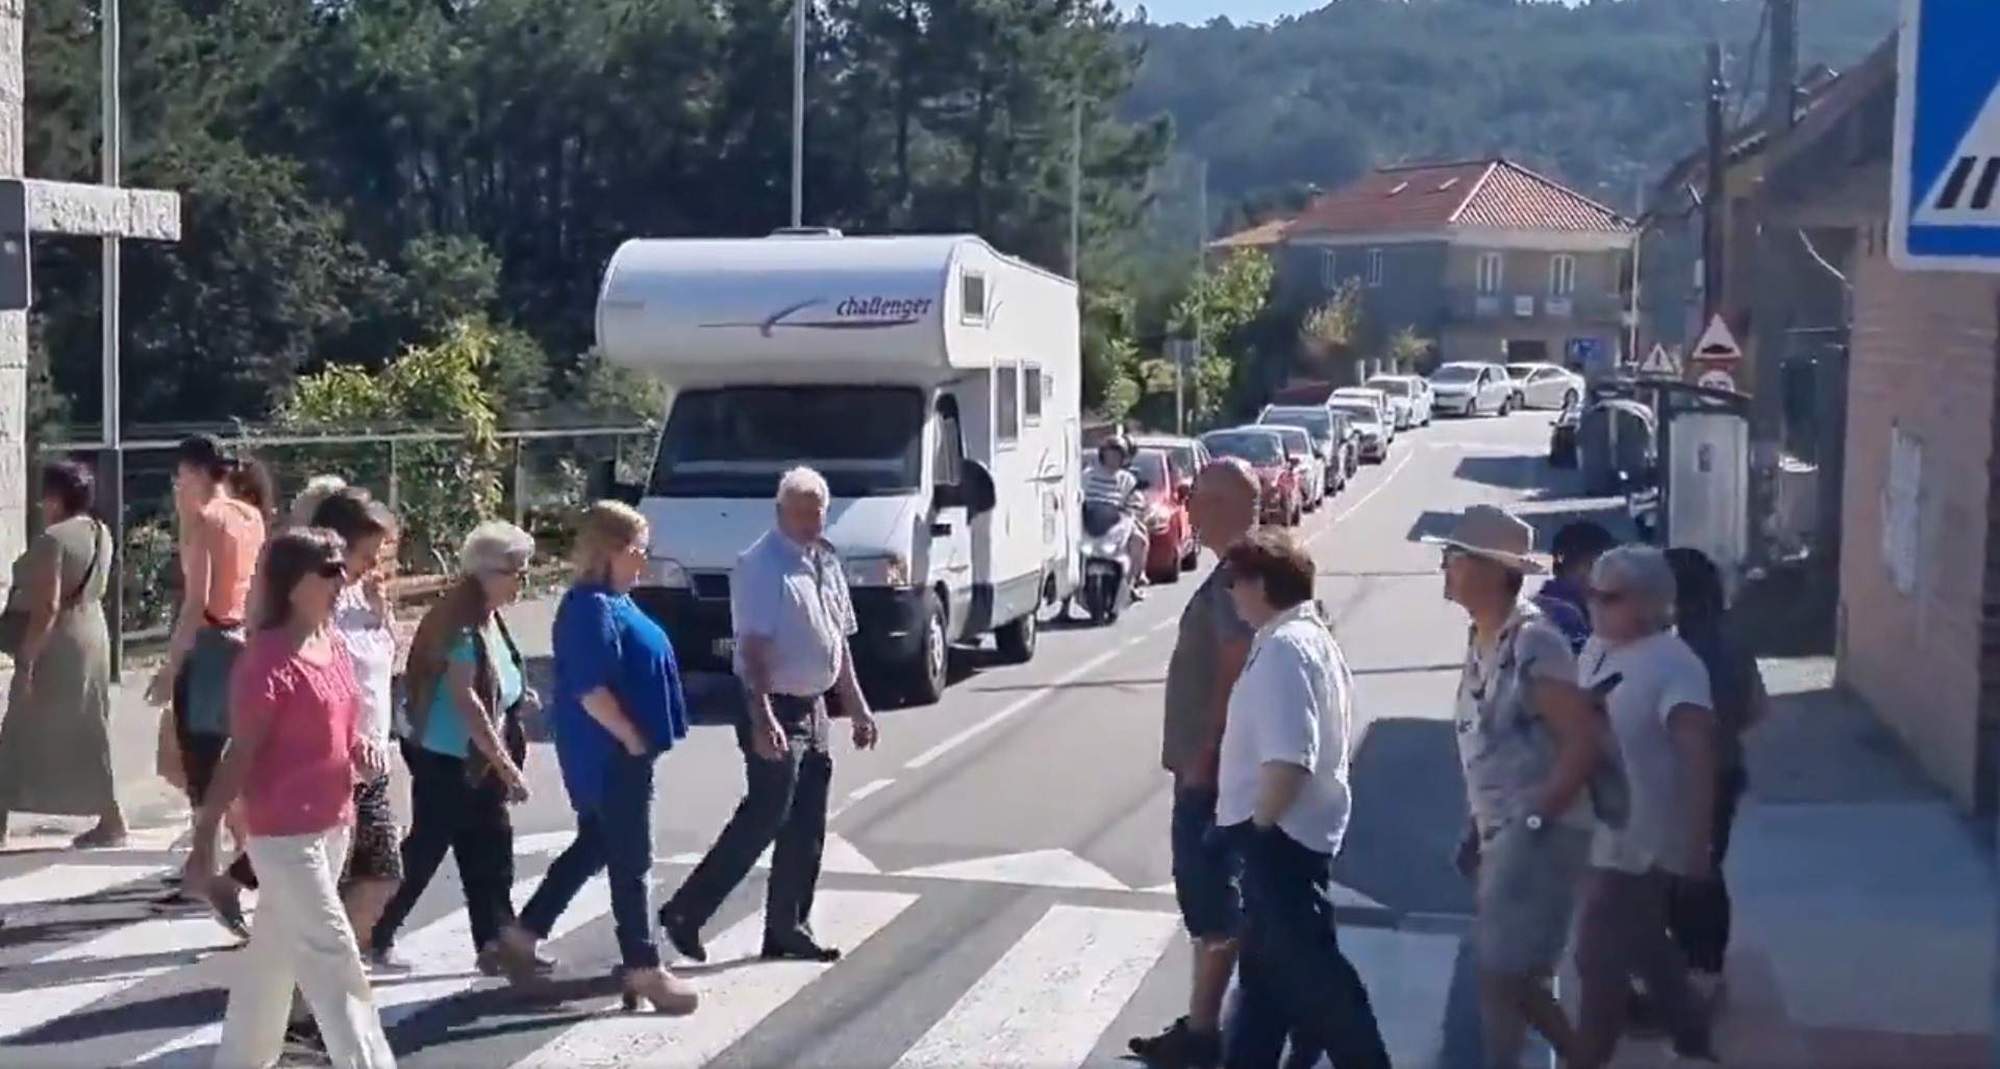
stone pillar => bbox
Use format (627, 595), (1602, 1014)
(0, 0), (26, 593)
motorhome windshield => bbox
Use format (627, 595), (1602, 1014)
(650, 385), (926, 498)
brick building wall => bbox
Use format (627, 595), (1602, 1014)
(1838, 222), (2000, 810)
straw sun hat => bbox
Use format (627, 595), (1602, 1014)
(1420, 505), (1548, 575)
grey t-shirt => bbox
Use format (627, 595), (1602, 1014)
(1162, 561), (1254, 776)
(1454, 601), (1588, 835)
(1579, 631), (1715, 875)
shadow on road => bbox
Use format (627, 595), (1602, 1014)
(1333, 718), (1472, 919)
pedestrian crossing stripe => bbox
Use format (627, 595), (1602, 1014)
(0, 865), (1468, 1069)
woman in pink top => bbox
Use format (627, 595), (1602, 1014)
(191, 528), (396, 1069)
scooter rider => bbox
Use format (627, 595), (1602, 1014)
(1083, 433), (1152, 601)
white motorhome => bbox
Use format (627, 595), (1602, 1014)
(594, 232), (1082, 704)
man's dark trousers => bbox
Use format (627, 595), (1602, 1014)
(1224, 824), (1390, 1069)
(662, 694), (832, 945)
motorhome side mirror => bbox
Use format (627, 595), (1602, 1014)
(961, 459), (998, 516)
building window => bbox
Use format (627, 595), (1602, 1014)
(1476, 252), (1504, 295)
(1319, 249), (1337, 291)
(1366, 248), (1384, 288)
(996, 360), (1020, 447)
(1023, 364), (1044, 424)
(1549, 254), (1577, 297)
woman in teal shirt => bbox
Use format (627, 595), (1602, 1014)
(368, 521), (544, 975)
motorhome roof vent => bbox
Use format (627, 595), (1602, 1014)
(769, 226), (845, 238)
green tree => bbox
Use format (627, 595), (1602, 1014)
(1386, 325), (1435, 373)
(1165, 250), (1274, 423)
(1297, 280), (1365, 378)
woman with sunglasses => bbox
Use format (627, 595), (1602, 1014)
(1572, 544), (1720, 1067)
(1429, 505), (1602, 1069)
(368, 521), (542, 975)
(191, 528), (396, 1069)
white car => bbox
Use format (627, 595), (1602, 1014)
(1427, 361), (1517, 417)
(1328, 398), (1390, 462)
(1365, 374), (1431, 428)
(1331, 386), (1397, 440)
(1505, 362), (1586, 410)
(1264, 423), (1326, 510)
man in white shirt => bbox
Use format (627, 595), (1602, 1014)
(1216, 529), (1387, 1069)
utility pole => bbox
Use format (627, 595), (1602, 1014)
(1747, 0), (1798, 564)
(791, 0), (806, 228)
(1180, 158), (1207, 436)
(101, 0), (126, 677)
(1069, 94), (1082, 280)
(1702, 41), (1727, 323)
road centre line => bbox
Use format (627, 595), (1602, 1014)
(901, 614), (1176, 773)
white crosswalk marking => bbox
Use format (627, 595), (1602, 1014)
(0, 864), (167, 908)
(0, 915), (232, 1041)
(130, 873), (615, 1067)
(0, 849), (1473, 1069)
(892, 904), (1179, 1069)
(514, 889), (917, 1068)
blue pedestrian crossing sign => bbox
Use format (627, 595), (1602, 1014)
(1892, 0), (2000, 272)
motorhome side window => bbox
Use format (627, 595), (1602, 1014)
(1023, 365), (1043, 424)
(962, 272), (988, 323)
(648, 385), (927, 499)
(933, 397), (965, 488)
(995, 361), (1021, 447)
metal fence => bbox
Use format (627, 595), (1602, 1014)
(36, 423), (658, 670)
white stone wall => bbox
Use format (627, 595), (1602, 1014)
(0, 0), (26, 598)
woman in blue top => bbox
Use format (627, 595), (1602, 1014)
(490, 501), (697, 1015)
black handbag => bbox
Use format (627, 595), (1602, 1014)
(0, 522), (102, 657)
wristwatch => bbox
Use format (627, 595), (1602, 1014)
(1523, 813), (1546, 833)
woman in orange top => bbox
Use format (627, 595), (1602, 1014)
(147, 434), (271, 935)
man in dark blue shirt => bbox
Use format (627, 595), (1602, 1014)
(1535, 521), (1617, 653)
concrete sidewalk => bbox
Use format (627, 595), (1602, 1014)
(1604, 656), (1995, 1068)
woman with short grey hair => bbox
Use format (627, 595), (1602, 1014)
(1571, 543), (1721, 1066)
(369, 519), (545, 974)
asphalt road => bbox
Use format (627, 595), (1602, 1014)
(0, 406), (1629, 1069)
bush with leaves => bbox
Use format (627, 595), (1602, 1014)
(275, 319), (506, 569)
(1167, 251), (1275, 424)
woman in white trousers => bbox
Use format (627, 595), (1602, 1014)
(191, 526), (396, 1069)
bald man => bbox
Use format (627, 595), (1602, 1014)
(1131, 458), (1260, 1068)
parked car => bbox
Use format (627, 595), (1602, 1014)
(1129, 447), (1198, 582)
(1506, 362), (1586, 410)
(1200, 426), (1302, 526)
(1332, 386), (1398, 440)
(1328, 398), (1390, 462)
(1428, 361), (1517, 417)
(1362, 375), (1423, 429)
(1264, 424), (1325, 511)
(1130, 434), (1213, 495)
(1257, 403), (1349, 495)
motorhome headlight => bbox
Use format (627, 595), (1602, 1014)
(845, 553), (910, 588)
(646, 557), (691, 589)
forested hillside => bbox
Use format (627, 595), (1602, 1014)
(1123, 0), (1898, 225)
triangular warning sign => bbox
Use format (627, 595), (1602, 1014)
(1692, 315), (1742, 361)
(1916, 81), (2000, 224)
(1638, 343), (1682, 378)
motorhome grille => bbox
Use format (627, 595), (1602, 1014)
(692, 572), (732, 601)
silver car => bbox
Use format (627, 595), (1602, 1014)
(1427, 361), (1516, 417)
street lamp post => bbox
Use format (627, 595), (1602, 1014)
(791, 0), (806, 228)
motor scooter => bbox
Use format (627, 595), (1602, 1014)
(1075, 499), (1139, 625)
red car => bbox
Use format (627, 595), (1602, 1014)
(1200, 427), (1302, 527)
(1131, 446), (1199, 582)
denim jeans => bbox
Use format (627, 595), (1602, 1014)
(519, 750), (661, 969)
(1224, 824), (1390, 1069)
